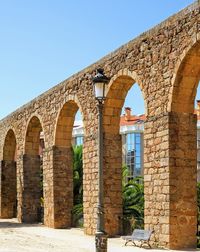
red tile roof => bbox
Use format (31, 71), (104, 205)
(120, 114), (146, 126)
(120, 106), (200, 127)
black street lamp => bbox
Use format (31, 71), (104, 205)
(93, 68), (110, 252)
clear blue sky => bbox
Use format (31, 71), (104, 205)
(0, 0), (197, 119)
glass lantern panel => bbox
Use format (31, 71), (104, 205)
(94, 82), (105, 99)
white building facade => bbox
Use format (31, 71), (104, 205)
(73, 108), (144, 179)
(73, 105), (200, 180)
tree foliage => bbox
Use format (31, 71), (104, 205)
(72, 151), (145, 229)
(72, 145), (83, 226)
(73, 145), (83, 205)
(122, 165), (144, 229)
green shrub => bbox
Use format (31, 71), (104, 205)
(122, 165), (144, 232)
(72, 145), (83, 226)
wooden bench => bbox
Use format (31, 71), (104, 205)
(122, 229), (153, 248)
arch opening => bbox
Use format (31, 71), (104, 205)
(50, 100), (84, 229)
(103, 74), (146, 235)
(170, 41), (200, 113)
(72, 110), (84, 228)
(1, 129), (17, 218)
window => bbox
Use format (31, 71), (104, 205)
(198, 139), (200, 149)
(197, 161), (200, 171)
(125, 132), (143, 178)
(135, 133), (141, 176)
(126, 133), (135, 178)
(75, 136), (83, 146)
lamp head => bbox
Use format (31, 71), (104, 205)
(93, 68), (110, 101)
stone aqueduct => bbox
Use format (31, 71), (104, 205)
(0, 1), (200, 249)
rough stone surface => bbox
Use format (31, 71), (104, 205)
(21, 154), (41, 223)
(0, 1), (200, 249)
(0, 161), (16, 218)
(43, 146), (73, 228)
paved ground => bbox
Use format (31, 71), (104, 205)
(0, 219), (197, 252)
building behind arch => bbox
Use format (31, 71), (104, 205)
(73, 104), (200, 181)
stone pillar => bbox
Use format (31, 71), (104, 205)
(83, 137), (98, 235)
(104, 133), (123, 236)
(21, 154), (41, 223)
(168, 112), (197, 249)
(144, 112), (197, 249)
(43, 146), (73, 228)
(85, 126), (123, 236)
(144, 113), (170, 248)
(16, 154), (23, 222)
(0, 160), (16, 218)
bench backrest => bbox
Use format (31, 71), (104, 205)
(132, 229), (153, 240)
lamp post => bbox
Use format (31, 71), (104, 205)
(93, 68), (110, 252)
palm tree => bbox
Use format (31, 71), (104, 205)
(73, 145), (83, 205)
(123, 178), (144, 218)
(72, 145), (83, 226)
(122, 165), (144, 230)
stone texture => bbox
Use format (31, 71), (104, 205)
(21, 154), (41, 223)
(0, 160), (16, 218)
(168, 112), (197, 249)
(43, 146), (73, 228)
(0, 1), (200, 249)
(0, 129), (17, 219)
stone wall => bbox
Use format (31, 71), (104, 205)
(21, 154), (41, 223)
(0, 129), (17, 218)
(169, 112), (197, 249)
(0, 1), (200, 249)
(0, 161), (16, 218)
(44, 146), (73, 228)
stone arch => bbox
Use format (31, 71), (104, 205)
(3, 129), (17, 161)
(55, 100), (79, 148)
(24, 115), (45, 155)
(0, 129), (17, 218)
(169, 40), (200, 113)
(45, 97), (85, 229)
(166, 40), (200, 248)
(54, 95), (85, 147)
(103, 69), (146, 235)
(22, 115), (45, 223)
(105, 68), (147, 117)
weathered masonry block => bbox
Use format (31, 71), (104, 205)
(21, 154), (41, 223)
(43, 146), (73, 228)
(168, 112), (197, 249)
(144, 113), (170, 248)
(0, 160), (16, 218)
(0, 1), (200, 249)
